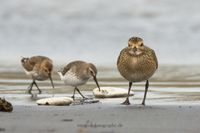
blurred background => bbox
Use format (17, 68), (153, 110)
(0, 0), (200, 71)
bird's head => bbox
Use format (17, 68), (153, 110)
(21, 57), (29, 64)
(128, 37), (145, 56)
(88, 63), (97, 77)
(21, 57), (33, 71)
(88, 63), (101, 91)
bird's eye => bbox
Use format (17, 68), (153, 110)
(140, 43), (143, 46)
(21, 58), (25, 63)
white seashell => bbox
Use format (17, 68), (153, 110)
(36, 97), (73, 106)
(93, 87), (134, 98)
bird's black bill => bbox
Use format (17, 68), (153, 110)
(133, 47), (137, 52)
(49, 75), (54, 89)
(93, 76), (101, 91)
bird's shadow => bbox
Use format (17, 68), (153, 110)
(119, 104), (154, 110)
(71, 97), (100, 106)
(118, 103), (166, 111)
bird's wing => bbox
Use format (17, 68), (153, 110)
(29, 56), (40, 67)
(62, 61), (86, 75)
(32, 63), (41, 74)
(117, 49), (124, 65)
(152, 50), (158, 69)
(29, 56), (46, 65)
(61, 63), (73, 75)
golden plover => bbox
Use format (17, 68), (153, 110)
(117, 37), (158, 105)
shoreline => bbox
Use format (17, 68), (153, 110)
(0, 64), (200, 81)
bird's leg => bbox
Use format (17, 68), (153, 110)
(142, 80), (149, 106)
(71, 88), (76, 100)
(33, 81), (42, 94)
(27, 81), (34, 94)
(122, 82), (132, 105)
(75, 87), (87, 99)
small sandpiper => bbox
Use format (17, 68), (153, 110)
(58, 60), (101, 99)
(21, 55), (54, 94)
(117, 37), (158, 105)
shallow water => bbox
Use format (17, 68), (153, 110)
(0, 65), (200, 105)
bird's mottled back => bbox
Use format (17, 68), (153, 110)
(61, 61), (98, 79)
(61, 61), (87, 76)
(21, 56), (52, 72)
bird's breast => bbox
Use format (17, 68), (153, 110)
(23, 68), (33, 76)
(61, 71), (88, 87)
(118, 52), (157, 82)
(23, 69), (48, 81)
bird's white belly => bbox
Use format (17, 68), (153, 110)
(23, 68), (33, 76)
(23, 69), (47, 81)
(61, 72), (87, 87)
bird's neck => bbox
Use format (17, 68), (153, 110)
(58, 72), (65, 80)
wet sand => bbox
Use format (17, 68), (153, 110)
(1, 92), (200, 133)
(0, 104), (200, 133)
(1, 65), (200, 133)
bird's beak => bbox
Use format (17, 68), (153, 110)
(49, 74), (54, 89)
(129, 46), (138, 56)
(132, 47), (137, 52)
(93, 75), (101, 91)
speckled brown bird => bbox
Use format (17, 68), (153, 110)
(117, 37), (158, 105)
(58, 60), (101, 99)
(21, 56), (54, 94)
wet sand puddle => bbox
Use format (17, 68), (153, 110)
(1, 72), (200, 105)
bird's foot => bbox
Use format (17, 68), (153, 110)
(71, 96), (75, 100)
(82, 97), (90, 100)
(141, 101), (145, 106)
(38, 89), (42, 94)
(121, 98), (131, 105)
(80, 97), (93, 103)
(27, 90), (32, 94)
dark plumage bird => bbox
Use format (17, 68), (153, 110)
(117, 37), (158, 105)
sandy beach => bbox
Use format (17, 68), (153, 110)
(0, 104), (200, 133)
(1, 0), (200, 132)
(1, 65), (200, 133)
